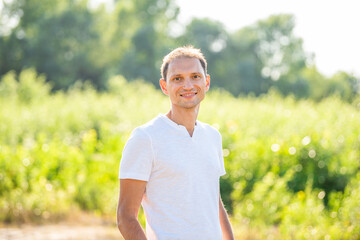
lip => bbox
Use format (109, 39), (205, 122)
(180, 92), (197, 98)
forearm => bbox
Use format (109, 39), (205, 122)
(118, 216), (147, 240)
(219, 200), (234, 240)
(117, 179), (148, 240)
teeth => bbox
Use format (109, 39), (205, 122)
(181, 93), (196, 96)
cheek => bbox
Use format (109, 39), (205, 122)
(195, 83), (206, 91)
(172, 85), (183, 92)
(168, 87), (179, 96)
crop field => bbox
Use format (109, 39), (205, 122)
(0, 70), (359, 239)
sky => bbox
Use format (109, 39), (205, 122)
(175, 0), (360, 77)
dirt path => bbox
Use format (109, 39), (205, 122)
(0, 223), (122, 240)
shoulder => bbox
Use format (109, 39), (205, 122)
(129, 115), (163, 139)
(196, 120), (222, 139)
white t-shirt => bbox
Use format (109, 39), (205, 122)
(119, 114), (226, 240)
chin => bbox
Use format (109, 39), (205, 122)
(180, 102), (200, 109)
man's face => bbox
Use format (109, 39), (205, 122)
(160, 57), (210, 110)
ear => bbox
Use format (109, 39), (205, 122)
(159, 78), (168, 95)
(205, 74), (210, 92)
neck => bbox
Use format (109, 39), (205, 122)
(166, 105), (199, 137)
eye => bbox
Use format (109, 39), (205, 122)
(173, 77), (181, 81)
(193, 74), (201, 80)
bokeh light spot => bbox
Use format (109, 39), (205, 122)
(23, 158), (30, 166)
(318, 161), (325, 168)
(45, 183), (53, 191)
(302, 136), (311, 145)
(223, 148), (230, 157)
(318, 191), (325, 199)
(271, 143), (280, 152)
(295, 164), (303, 172)
(308, 149), (316, 158)
(288, 147), (296, 155)
(42, 144), (49, 152)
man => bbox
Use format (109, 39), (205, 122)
(117, 46), (234, 240)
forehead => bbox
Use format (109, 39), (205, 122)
(167, 57), (204, 77)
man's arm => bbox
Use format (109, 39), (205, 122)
(219, 194), (234, 240)
(117, 179), (147, 240)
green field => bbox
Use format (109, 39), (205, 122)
(1, 70), (359, 239)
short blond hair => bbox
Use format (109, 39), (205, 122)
(161, 46), (207, 81)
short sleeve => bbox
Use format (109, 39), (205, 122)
(217, 131), (226, 176)
(119, 127), (154, 181)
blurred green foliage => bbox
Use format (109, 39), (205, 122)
(0, 70), (359, 239)
(0, 0), (359, 100)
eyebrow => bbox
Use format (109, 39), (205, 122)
(170, 72), (203, 78)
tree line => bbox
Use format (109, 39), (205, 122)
(1, 0), (359, 101)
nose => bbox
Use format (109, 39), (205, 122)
(183, 77), (194, 90)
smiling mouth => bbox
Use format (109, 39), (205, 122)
(180, 93), (197, 97)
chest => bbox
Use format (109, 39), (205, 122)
(151, 135), (221, 180)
